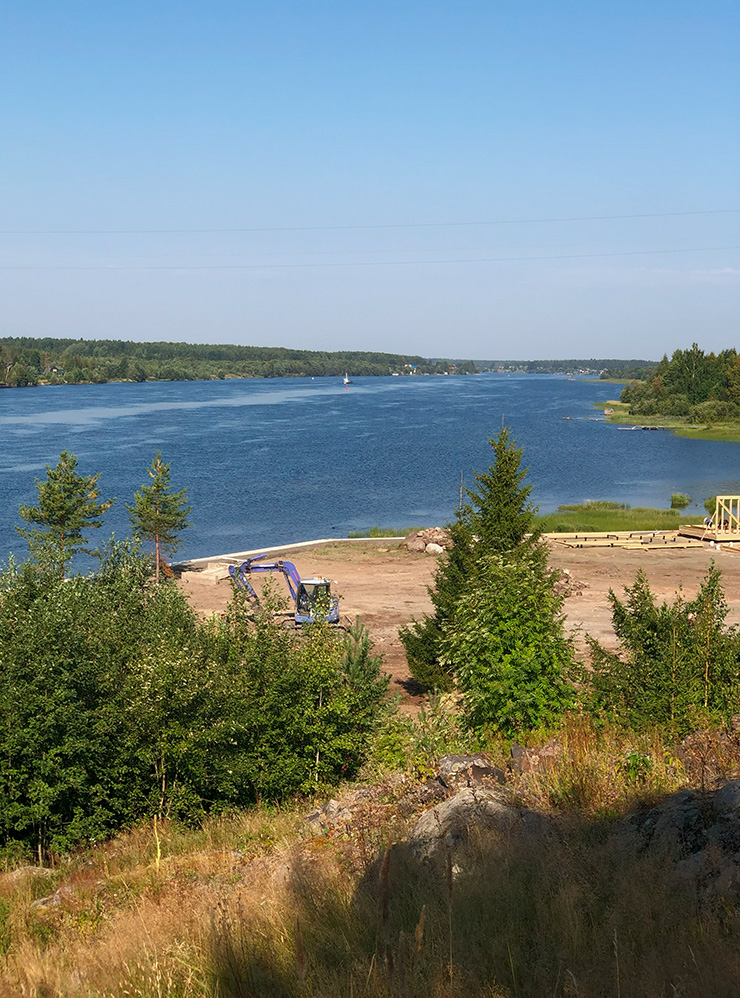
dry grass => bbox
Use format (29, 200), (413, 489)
(0, 718), (738, 997)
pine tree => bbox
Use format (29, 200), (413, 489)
(400, 426), (543, 689)
(16, 450), (113, 578)
(127, 453), (191, 582)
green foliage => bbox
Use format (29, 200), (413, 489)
(401, 427), (544, 691)
(670, 492), (691, 509)
(0, 550), (388, 856)
(620, 343), (740, 421)
(127, 452), (191, 581)
(16, 451), (113, 577)
(398, 616), (450, 690)
(369, 696), (467, 774)
(705, 495), (717, 517)
(468, 426), (542, 557)
(537, 502), (691, 533)
(347, 526), (424, 538)
(442, 554), (575, 735)
(0, 336), (472, 386)
(586, 566), (740, 733)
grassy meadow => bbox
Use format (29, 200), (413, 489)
(599, 399), (740, 443)
(3, 716), (740, 997)
(536, 500), (698, 533)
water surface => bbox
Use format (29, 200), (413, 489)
(1, 375), (737, 562)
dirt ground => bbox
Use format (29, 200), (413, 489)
(179, 539), (740, 712)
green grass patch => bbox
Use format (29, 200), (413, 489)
(537, 501), (698, 533)
(674, 425), (740, 442)
(593, 400), (740, 442)
(347, 526), (424, 538)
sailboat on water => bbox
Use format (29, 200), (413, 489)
(343, 372), (353, 385)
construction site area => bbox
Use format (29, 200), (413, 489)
(178, 516), (740, 713)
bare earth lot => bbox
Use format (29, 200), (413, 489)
(179, 540), (740, 712)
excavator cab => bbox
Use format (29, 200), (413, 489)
(296, 577), (340, 625)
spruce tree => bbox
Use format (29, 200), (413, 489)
(17, 450), (113, 578)
(127, 453), (191, 582)
(400, 426), (543, 689)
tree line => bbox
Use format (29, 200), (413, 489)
(0, 336), (473, 387)
(620, 342), (740, 422)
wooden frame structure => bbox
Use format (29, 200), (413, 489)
(679, 495), (740, 542)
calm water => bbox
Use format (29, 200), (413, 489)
(1, 374), (739, 563)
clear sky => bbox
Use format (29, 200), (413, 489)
(1, 1), (738, 360)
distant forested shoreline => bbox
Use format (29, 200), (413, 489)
(0, 335), (653, 388)
(0, 337), (476, 386)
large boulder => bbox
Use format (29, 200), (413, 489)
(403, 532), (427, 553)
(408, 787), (545, 861)
(402, 527), (453, 552)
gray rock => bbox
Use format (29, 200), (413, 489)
(409, 787), (544, 861)
(32, 884), (75, 910)
(305, 798), (350, 831)
(404, 533), (427, 553)
(0, 864), (54, 885)
(712, 779), (740, 815)
(425, 542), (445, 555)
(438, 753), (506, 790)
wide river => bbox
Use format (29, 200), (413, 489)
(1, 374), (738, 564)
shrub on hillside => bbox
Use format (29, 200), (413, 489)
(586, 566), (740, 732)
(400, 427), (544, 691)
(0, 550), (388, 856)
(441, 553), (576, 734)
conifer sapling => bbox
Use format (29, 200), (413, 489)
(127, 452), (191, 582)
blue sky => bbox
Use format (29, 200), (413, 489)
(1, 1), (738, 359)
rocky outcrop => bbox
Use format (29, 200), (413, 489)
(402, 528), (453, 555)
(620, 779), (740, 902)
(437, 753), (506, 791)
(408, 787), (546, 861)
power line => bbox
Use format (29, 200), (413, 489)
(0, 208), (738, 236)
(0, 245), (737, 271)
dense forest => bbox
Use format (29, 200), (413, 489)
(0, 336), (659, 387)
(0, 336), (476, 387)
(620, 343), (740, 422)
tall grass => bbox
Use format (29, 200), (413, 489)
(0, 717), (736, 997)
(537, 501), (697, 533)
(211, 810), (740, 997)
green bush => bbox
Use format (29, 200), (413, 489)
(0, 550), (389, 856)
(441, 554), (576, 735)
(586, 566), (740, 732)
(670, 493), (691, 509)
(690, 400), (740, 424)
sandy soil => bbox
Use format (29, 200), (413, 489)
(179, 539), (740, 712)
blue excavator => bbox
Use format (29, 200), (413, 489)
(228, 553), (340, 625)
